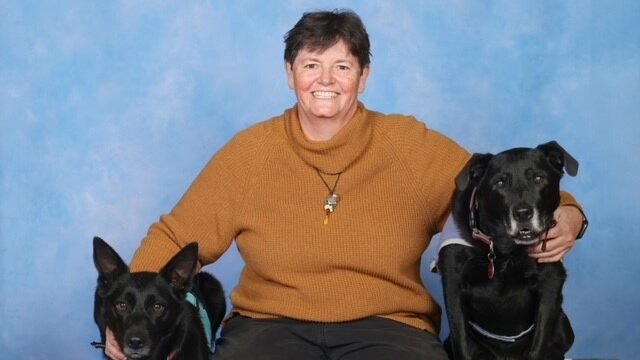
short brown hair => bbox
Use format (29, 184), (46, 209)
(284, 9), (371, 70)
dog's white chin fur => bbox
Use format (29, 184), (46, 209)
(507, 208), (545, 245)
(124, 349), (150, 359)
(513, 237), (540, 246)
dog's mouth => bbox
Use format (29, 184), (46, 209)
(507, 209), (548, 245)
(512, 228), (541, 245)
(124, 348), (151, 359)
(125, 353), (150, 360)
(509, 215), (557, 246)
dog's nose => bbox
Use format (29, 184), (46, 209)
(127, 337), (145, 350)
(513, 206), (533, 221)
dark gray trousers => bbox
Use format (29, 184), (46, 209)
(212, 315), (449, 360)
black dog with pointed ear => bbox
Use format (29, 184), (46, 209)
(438, 141), (578, 360)
(92, 237), (226, 360)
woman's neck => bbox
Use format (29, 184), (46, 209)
(284, 102), (372, 175)
(297, 106), (358, 141)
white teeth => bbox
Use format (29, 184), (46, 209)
(508, 208), (543, 236)
(313, 91), (338, 99)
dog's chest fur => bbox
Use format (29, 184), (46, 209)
(459, 246), (540, 328)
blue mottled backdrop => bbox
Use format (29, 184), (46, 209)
(1, 1), (638, 358)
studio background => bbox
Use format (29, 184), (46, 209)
(1, 1), (638, 359)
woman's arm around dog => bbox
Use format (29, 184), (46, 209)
(529, 205), (586, 263)
(104, 328), (126, 360)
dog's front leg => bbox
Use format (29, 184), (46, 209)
(439, 247), (475, 360)
(528, 262), (567, 360)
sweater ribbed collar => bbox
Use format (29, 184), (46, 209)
(284, 102), (373, 174)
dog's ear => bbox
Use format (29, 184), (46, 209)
(536, 141), (579, 177)
(93, 237), (129, 285)
(455, 153), (493, 190)
(160, 243), (199, 296)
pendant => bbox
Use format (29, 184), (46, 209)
(323, 193), (340, 213)
(323, 193), (340, 225)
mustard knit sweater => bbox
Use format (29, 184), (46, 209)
(130, 103), (577, 334)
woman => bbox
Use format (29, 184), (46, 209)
(105, 9), (586, 360)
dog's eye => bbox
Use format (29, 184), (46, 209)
(533, 175), (544, 184)
(152, 303), (166, 314)
(495, 179), (506, 188)
(115, 302), (128, 313)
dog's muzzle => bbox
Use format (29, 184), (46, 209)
(508, 206), (546, 245)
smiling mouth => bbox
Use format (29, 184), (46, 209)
(312, 90), (338, 99)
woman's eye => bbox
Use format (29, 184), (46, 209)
(304, 63), (318, 69)
(337, 65), (350, 71)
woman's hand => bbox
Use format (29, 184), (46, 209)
(528, 205), (584, 263)
(104, 327), (127, 360)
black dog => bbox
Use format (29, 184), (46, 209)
(93, 237), (226, 360)
(437, 141), (577, 359)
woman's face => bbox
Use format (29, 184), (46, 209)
(286, 39), (370, 127)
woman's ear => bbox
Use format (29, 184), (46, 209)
(358, 64), (371, 93)
(285, 61), (295, 90)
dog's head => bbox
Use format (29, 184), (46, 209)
(455, 141), (578, 248)
(93, 237), (198, 359)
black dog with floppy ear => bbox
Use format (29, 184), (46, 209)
(455, 153), (494, 191)
(438, 141), (577, 360)
(455, 141), (578, 192)
(536, 140), (579, 177)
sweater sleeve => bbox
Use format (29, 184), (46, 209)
(559, 191), (580, 209)
(381, 115), (471, 236)
(428, 132), (471, 233)
(130, 130), (260, 272)
(414, 127), (471, 234)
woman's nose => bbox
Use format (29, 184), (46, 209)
(318, 68), (334, 84)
